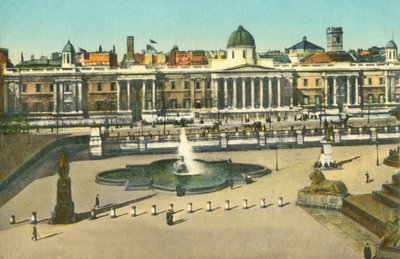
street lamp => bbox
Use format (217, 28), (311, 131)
(375, 139), (379, 166)
(275, 141), (279, 171)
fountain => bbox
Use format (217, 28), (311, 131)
(95, 128), (272, 194)
(174, 128), (202, 175)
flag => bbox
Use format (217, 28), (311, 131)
(150, 39), (157, 44)
(146, 44), (156, 52)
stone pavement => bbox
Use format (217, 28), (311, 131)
(0, 144), (397, 258)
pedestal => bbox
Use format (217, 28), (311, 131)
(53, 177), (75, 224)
(319, 141), (333, 165)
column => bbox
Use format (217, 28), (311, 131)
(78, 82), (82, 112)
(127, 81), (131, 111)
(152, 80), (156, 110)
(346, 76), (350, 105)
(15, 83), (20, 113)
(289, 77), (293, 107)
(355, 77), (359, 105)
(142, 80), (146, 110)
(72, 82), (77, 112)
(242, 78), (246, 108)
(324, 76), (328, 106)
(268, 77), (272, 108)
(259, 78), (264, 109)
(277, 77), (281, 107)
(384, 71), (388, 104)
(251, 77), (255, 108)
(232, 78), (237, 108)
(53, 82), (58, 113)
(59, 83), (64, 112)
(333, 77), (337, 106)
(213, 79), (218, 108)
(116, 81), (120, 111)
(223, 78), (228, 108)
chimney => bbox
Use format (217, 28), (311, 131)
(127, 36), (134, 61)
(21, 52), (24, 63)
(31, 54), (34, 60)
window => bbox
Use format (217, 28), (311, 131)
(97, 83), (102, 91)
(368, 78), (372, 85)
(65, 84), (70, 92)
(35, 84), (41, 93)
(171, 81), (176, 90)
(34, 102), (42, 112)
(379, 94), (384, 103)
(206, 81), (211, 89)
(194, 100), (202, 109)
(22, 102), (29, 113)
(184, 99), (191, 109)
(206, 99), (213, 108)
(379, 78), (385, 85)
(315, 96), (321, 105)
(22, 84), (27, 92)
(303, 79), (308, 87)
(303, 96), (309, 105)
(316, 79), (321, 87)
(67, 54), (70, 63)
(170, 99), (177, 109)
(243, 50), (246, 58)
(196, 81), (201, 90)
(368, 94), (374, 103)
(95, 101), (104, 111)
(184, 81), (190, 90)
(111, 82), (116, 91)
(48, 102), (54, 112)
(50, 84), (54, 92)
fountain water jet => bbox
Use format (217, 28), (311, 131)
(174, 128), (202, 175)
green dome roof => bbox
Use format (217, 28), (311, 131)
(227, 25), (255, 48)
(62, 40), (75, 53)
(386, 40), (398, 49)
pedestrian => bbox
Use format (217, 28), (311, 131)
(363, 243), (372, 259)
(166, 210), (173, 226)
(94, 194), (100, 209)
(365, 172), (369, 183)
(31, 224), (39, 241)
(230, 180), (234, 190)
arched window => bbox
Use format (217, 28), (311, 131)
(67, 54), (70, 63)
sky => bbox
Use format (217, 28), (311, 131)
(1, 0), (399, 64)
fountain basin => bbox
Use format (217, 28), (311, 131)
(96, 159), (271, 194)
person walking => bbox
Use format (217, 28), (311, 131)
(31, 224), (40, 241)
(363, 243), (372, 259)
(94, 194), (100, 209)
(365, 172), (370, 183)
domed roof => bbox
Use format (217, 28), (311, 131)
(386, 40), (398, 49)
(227, 25), (255, 48)
(62, 40), (75, 53)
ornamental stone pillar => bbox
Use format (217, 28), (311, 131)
(346, 77), (350, 105)
(277, 77), (281, 107)
(289, 77), (293, 107)
(251, 77), (255, 108)
(213, 79), (218, 108)
(60, 83), (64, 112)
(127, 81), (131, 111)
(384, 71), (388, 104)
(223, 78), (228, 108)
(324, 76), (328, 106)
(355, 76), (359, 105)
(141, 81), (146, 110)
(268, 77), (272, 108)
(242, 78), (246, 109)
(233, 78), (237, 108)
(77, 82), (82, 112)
(333, 77), (337, 106)
(53, 82), (58, 113)
(259, 78), (264, 109)
(152, 80), (156, 110)
(116, 81), (120, 111)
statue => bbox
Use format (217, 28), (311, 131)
(59, 148), (69, 179)
(380, 209), (400, 249)
(302, 168), (348, 197)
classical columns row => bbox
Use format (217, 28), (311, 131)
(323, 76), (359, 106)
(213, 77), (291, 109)
(53, 81), (82, 113)
(117, 80), (156, 111)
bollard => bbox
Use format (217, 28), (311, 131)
(225, 200), (230, 211)
(31, 212), (37, 224)
(169, 203), (174, 214)
(10, 215), (15, 225)
(187, 203), (193, 213)
(243, 199), (248, 209)
(90, 209), (96, 220)
(110, 207), (116, 218)
(260, 198), (266, 208)
(151, 205), (157, 216)
(131, 206), (136, 217)
(206, 201), (212, 212)
(278, 197), (283, 207)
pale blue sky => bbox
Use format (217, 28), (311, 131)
(1, 0), (399, 63)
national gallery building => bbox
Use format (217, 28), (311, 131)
(2, 26), (399, 125)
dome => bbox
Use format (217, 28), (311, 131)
(62, 40), (75, 53)
(386, 40), (398, 49)
(227, 25), (255, 48)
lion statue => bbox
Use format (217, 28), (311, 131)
(302, 168), (348, 197)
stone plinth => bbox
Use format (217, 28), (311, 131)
(296, 191), (343, 210)
(319, 141), (333, 165)
(53, 177), (75, 224)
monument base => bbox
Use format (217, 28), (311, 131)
(296, 191), (343, 210)
(53, 177), (75, 224)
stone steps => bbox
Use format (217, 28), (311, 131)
(382, 183), (400, 198)
(392, 173), (400, 186)
(341, 194), (390, 237)
(372, 191), (400, 208)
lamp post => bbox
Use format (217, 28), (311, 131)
(368, 104), (371, 125)
(376, 139), (379, 166)
(275, 141), (279, 171)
